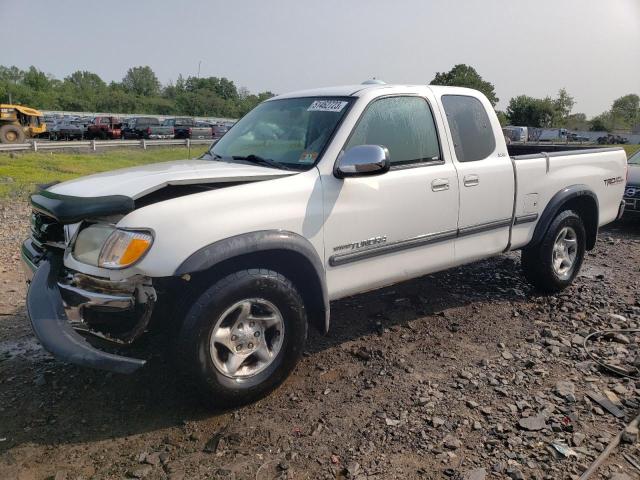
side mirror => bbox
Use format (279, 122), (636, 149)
(334, 145), (391, 179)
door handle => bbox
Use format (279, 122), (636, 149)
(431, 178), (450, 192)
(463, 174), (479, 187)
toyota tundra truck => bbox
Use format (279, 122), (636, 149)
(22, 83), (627, 408)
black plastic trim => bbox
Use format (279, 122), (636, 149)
(31, 190), (135, 224)
(175, 230), (330, 332)
(25, 250), (146, 374)
(329, 229), (457, 267)
(329, 217), (513, 267)
(529, 184), (599, 249)
(514, 213), (539, 225)
(458, 218), (511, 237)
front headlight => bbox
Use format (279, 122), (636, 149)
(73, 224), (153, 269)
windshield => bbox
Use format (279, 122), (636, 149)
(629, 150), (640, 165)
(208, 97), (352, 170)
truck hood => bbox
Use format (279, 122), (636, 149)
(48, 159), (296, 199)
(628, 164), (640, 186)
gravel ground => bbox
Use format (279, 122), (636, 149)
(1, 200), (640, 480)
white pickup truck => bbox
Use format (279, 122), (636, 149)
(23, 83), (627, 407)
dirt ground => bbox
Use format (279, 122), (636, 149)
(1, 200), (640, 480)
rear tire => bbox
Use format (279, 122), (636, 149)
(521, 210), (586, 293)
(177, 269), (307, 409)
(0, 125), (25, 144)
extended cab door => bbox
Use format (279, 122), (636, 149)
(436, 92), (514, 263)
(321, 93), (459, 299)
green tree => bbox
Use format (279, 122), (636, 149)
(610, 94), (639, 127)
(506, 95), (556, 127)
(0, 65), (25, 84)
(23, 66), (51, 91)
(122, 66), (161, 96)
(565, 113), (588, 130)
(430, 64), (499, 106)
(495, 110), (508, 127)
(553, 88), (575, 125)
(65, 70), (106, 91)
(589, 113), (610, 132)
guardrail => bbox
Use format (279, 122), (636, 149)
(0, 138), (215, 153)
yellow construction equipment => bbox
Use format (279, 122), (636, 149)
(0, 104), (47, 143)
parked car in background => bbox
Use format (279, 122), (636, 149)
(598, 134), (629, 145)
(623, 149), (640, 216)
(86, 116), (122, 140)
(503, 126), (528, 143)
(212, 123), (229, 139)
(121, 117), (174, 140)
(49, 119), (85, 141)
(162, 117), (212, 139)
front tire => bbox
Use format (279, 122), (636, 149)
(177, 269), (307, 409)
(521, 210), (586, 293)
(0, 125), (25, 144)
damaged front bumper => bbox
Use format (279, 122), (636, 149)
(22, 239), (153, 374)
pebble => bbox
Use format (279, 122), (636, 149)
(442, 434), (462, 450)
(518, 416), (546, 431)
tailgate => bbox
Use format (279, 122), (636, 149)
(151, 126), (174, 136)
(190, 127), (213, 139)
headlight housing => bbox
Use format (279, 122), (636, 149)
(73, 224), (153, 269)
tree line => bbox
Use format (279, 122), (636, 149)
(0, 65), (274, 118)
(1, 63), (638, 131)
(430, 64), (639, 132)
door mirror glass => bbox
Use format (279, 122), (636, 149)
(335, 145), (390, 178)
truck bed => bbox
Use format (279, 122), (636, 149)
(509, 146), (627, 250)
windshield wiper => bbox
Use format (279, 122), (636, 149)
(231, 154), (293, 171)
(199, 151), (223, 161)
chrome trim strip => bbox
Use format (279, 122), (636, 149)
(329, 217), (514, 266)
(329, 229), (457, 266)
(458, 218), (512, 237)
(514, 213), (539, 225)
(391, 159), (445, 171)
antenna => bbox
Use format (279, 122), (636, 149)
(362, 78), (386, 85)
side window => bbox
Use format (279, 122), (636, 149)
(441, 95), (495, 162)
(345, 96), (440, 166)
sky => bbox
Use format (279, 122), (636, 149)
(1, 0), (638, 117)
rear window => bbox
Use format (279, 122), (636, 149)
(441, 95), (495, 162)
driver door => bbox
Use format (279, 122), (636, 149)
(321, 94), (459, 300)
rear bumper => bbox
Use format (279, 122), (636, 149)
(22, 241), (146, 374)
(147, 134), (175, 140)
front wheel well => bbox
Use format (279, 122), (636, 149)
(184, 249), (327, 334)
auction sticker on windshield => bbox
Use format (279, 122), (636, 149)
(307, 100), (348, 112)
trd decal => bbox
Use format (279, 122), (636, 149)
(604, 176), (624, 186)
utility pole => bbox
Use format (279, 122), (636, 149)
(197, 61), (201, 79)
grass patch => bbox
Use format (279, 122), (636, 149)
(0, 146), (208, 198)
(619, 144), (640, 157)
